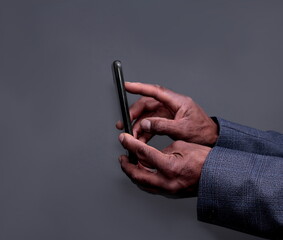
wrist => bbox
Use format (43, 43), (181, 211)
(206, 117), (219, 146)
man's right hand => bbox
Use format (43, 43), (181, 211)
(116, 82), (218, 146)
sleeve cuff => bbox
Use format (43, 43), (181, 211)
(212, 117), (283, 157)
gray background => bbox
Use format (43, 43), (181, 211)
(0, 1), (282, 240)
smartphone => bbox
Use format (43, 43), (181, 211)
(112, 60), (137, 164)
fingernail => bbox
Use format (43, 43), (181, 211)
(119, 133), (125, 143)
(140, 119), (151, 131)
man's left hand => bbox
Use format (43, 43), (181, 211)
(118, 133), (211, 198)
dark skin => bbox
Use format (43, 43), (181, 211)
(116, 82), (218, 197)
(117, 82), (218, 146)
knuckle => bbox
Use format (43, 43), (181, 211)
(140, 96), (149, 104)
(185, 96), (193, 103)
(163, 155), (177, 173)
(154, 84), (166, 97)
(144, 98), (157, 109)
(167, 154), (187, 178)
(183, 96), (193, 107)
(130, 97), (146, 110)
(152, 120), (165, 132)
(157, 86), (166, 93)
(171, 161), (180, 176)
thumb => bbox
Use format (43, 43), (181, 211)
(140, 117), (177, 136)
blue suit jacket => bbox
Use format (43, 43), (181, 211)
(197, 118), (283, 239)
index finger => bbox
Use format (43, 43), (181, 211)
(125, 82), (181, 112)
(119, 133), (169, 171)
(119, 155), (167, 192)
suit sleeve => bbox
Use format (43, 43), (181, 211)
(197, 146), (283, 239)
(213, 117), (283, 158)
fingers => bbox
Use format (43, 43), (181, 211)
(119, 133), (168, 170)
(138, 133), (153, 143)
(132, 103), (173, 139)
(130, 96), (161, 122)
(140, 117), (179, 137)
(133, 117), (153, 142)
(125, 82), (181, 112)
(132, 110), (155, 138)
(119, 155), (165, 190)
(116, 97), (160, 131)
(116, 120), (123, 130)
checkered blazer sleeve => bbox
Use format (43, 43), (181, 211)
(197, 119), (283, 239)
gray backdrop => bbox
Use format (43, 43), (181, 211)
(1, 1), (282, 240)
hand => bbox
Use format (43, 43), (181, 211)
(118, 133), (211, 198)
(116, 82), (218, 146)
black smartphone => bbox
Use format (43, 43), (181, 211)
(112, 60), (137, 164)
